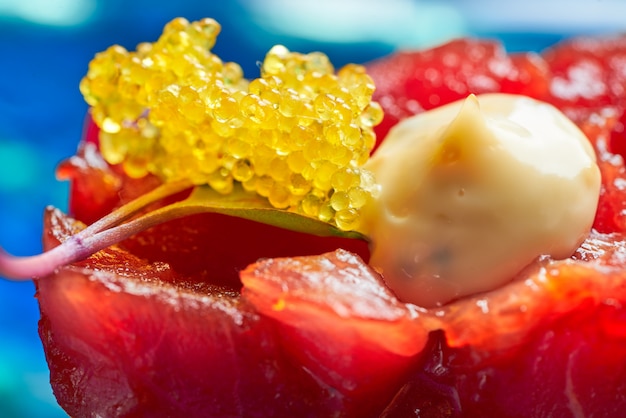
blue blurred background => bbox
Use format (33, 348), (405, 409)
(0, 0), (624, 416)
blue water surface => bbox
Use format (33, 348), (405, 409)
(0, 1), (622, 416)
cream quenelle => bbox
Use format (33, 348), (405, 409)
(359, 93), (601, 308)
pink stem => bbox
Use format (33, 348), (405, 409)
(70, 179), (192, 239)
(0, 180), (193, 281)
(0, 235), (92, 280)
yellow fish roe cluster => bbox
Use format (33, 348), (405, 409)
(79, 17), (383, 231)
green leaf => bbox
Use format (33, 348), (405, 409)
(166, 185), (369, 241)
(0, 181), (368, 281)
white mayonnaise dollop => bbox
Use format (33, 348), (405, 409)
(360, 93), (601, 308)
